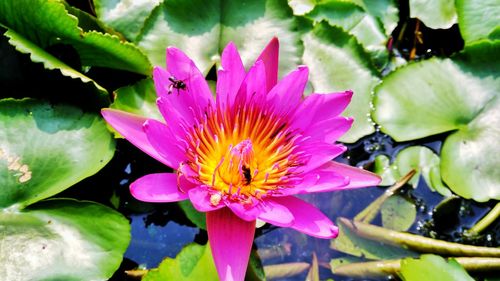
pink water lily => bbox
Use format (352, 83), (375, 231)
(102, 38), (380, 280)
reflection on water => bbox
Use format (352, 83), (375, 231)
(125, 215), (199, 268)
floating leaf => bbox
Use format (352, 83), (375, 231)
(331, 218), (417, 260)
(373, 146), (451, 196)
(456, 0), (500, 44)
(333, 256), (500, 278)
(0, 98), (115, 208)
(110, 78), (162, 121)
(400, 255), (474, 281)
(304, 0), (397, 69)
(288, 0), (316, 15)
(359, 0), (399, 37)
(373, 41), (500, 201)
(136, 0), (301, 75)
(93, 0), (162, 41)
(178, 200), (206, 230)
(142, 243), (218, 281)
(381, 195), (417, 231)
(302, 23), (380, 142)
(0, 0), (152, 75)
(338, 217), (500, 257)
(0, 199), (130, 281)
(409, 0), (457, 29)
(3, 29), (107, 95)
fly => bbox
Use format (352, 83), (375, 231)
(168, 76), (187, 95)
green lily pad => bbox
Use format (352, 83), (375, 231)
(409, 0), (457, 29)
(358, 0), (399, 37)
(288, 0), (316, 15)
(135, 0), (301, 75)
(3, 29), (107, 95)
(178, 200), (207, 230)
(142, 243), (218, 281)
(0, 98), (115, 208)
(304, 0), (398, 69)
(302, 23), (380, 142)
(373, 146), (451, 196)
(331, 218), (417, 260)
(93, 0), (162, 41)
(381, 195), (417, 231)
(0, 0), (152, 75)
(456, 0), (500, 44)
(400, 255), (474, 281)
(110, 78), (162, 121)
(0, 198), (130, 281)
(373, 41), (500, 201)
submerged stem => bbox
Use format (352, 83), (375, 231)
(354, 170), (416, 223)
(467, 202), (500, 236)
(333, 257), (500, 278)
(339, 217), (500, 257)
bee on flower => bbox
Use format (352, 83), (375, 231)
(102, 38), (380, 281)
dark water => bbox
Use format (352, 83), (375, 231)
(57, 129), (499, 281)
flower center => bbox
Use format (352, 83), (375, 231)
(183, 101), (307, 203)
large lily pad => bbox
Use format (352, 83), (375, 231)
(409, 0), (457, 29)
(142, 243), (218, 281)
(0, 98), (115, 208)
(456, 0), (500, 44)
(302, 23), (380, 142)
(0, 99), (129, 280)
(0, 199), (131, 281)
(110, 78), (162, 121)
(3, 29), (107, 95)
(93, 0), (162, 41)
(304, 0), (398, 69)
(0, 0), (152, 75)
(373, 41), (500, 201)
(400, 255), (474, 281)
(133, 0), (301, 75)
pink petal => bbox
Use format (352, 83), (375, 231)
(166, 47), (214, 108)
(207, 208), (256, 281)
(272, 196), (338, 238)
(234, 60), (267, 106)
(267, 66), (308, 115)
(143, 119), (186, 167)
(256, 37), (279, 92)
(130, 173), (190, 202)
(278, 169), (349, 196)
(188, 187), (225, 212)
(216, 42), (246, 108)
(227, 199), (294, 227)
(291, 91), (353, 132)
(257, 199), (294, 227)
(322, 161), (381, 188)
(101, 109), (171, 167)
(227, 200), (261, 221)
(302, 142), (347, 172)
(307, 116), (353, 143)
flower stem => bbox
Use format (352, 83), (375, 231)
(339, 217), (500, 257)
(354, 169), (416, 223)
(466, 202), (500, 236)
(332, 257), (500, 278)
